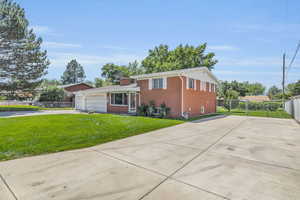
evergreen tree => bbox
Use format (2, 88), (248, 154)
(0, 0), (49, 99)
(61, 59), (86, 84)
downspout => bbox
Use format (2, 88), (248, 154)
(179, 75), (184, 117)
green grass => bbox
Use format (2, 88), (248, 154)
(40, 107), (74, 110)
(184, 113), (223, 121)
(217, 107), (292, 119)
(0, 114), (183, 161)
(0, 105), (40, 112)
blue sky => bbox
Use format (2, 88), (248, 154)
(17, 0), (300, 88)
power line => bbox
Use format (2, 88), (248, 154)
(287, 41), (300, 73)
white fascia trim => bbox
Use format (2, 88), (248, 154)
(130, 67), (210, 80)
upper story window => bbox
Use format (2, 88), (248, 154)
(188, 78), (195, 89)
(111, 93), (128, 105)
(152, 78), (163, 89)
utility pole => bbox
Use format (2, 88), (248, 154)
(282, 53), (286, 103)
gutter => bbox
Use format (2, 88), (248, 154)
(179, 75), (184, 117)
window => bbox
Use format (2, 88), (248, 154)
(200, 106), (205, 114)
(201, 81), (206, 91)
(111, 93), (128, 105)
(188, 78), (195, 89)
(152, 78), (163, 89)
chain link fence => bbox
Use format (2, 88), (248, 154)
(217, 99), (288, 118)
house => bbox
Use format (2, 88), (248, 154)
(59, 83), (93, 103)
(75, 67), (218, 118)
(240, 95), (270, 102)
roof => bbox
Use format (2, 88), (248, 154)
(58, 82), (93, 89)
(240, 96), (270, 102)
(76, 83), (140, 95)
(130, 67), (218, 83)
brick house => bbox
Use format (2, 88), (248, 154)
(59, 83), (93, 102)
(75, 67), (218, 118)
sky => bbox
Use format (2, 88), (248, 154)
(17, 0), (300, 89)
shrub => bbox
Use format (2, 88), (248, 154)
(159, 102), (171, 118)
(0, 105), (40, 112)
(137, 101), (171, 118)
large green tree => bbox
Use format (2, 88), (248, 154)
(218, 81), (266, 97)
(0, 0), (49, 99)
(61, 59), (86, 84)
(287, 80), (300, 96)
(141, 44), (217, 73)
(267, 85), (282, 100)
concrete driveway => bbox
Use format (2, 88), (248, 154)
(1, 116), (300, 200)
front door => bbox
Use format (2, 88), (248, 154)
(129, 93), (136, 113)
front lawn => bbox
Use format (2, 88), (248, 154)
(0, 114), (182, 161)
(217, 107), (292, 119)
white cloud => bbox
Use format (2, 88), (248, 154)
(43, 42), (81, 49)
(100, 45), (131, 51)
(207, 45), (239, 51)
(29, 25), (61, 36)
(49, 52), (143, 66)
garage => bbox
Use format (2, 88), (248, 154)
(75, 95), (84, 110)
(85, 94), (107, 112)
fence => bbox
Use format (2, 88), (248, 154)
(0, 100), (74, 108)
(0, 100), (32, 106)
(285, 96), (300, 122)
(218, 99), (283, 112)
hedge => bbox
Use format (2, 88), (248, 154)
(0, 105), (40, 112)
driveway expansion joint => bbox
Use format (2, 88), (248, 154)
(0, 173), (18, 200)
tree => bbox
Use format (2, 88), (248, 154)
(127, 60), (144, 75)
(61, 59), (86, 84)
(287, 80), (300, 96)
(267, 86), (282, 100)
(0, 0), (50, 99)
(246, 82), (265, 95)
(39, 86), (65, 102)
(101, 63), (128, 84)
(141, 44), (218, 73)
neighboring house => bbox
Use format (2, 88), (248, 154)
(75, 67), (218, 118)
(59, 83), (93, 102)
(240, 95), (270, 102)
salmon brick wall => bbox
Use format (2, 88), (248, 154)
(182, 77), (217, 117)
(137, 77), (182, 117)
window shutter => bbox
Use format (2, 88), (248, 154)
(163, 77), (167, 89)
(186, 77), (189, 89)
(148, 78), (152, 90)
(194, 79), (197, 90)
(203, 81), (206, 91)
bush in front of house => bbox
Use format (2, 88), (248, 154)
(238, 101), (282, 111)
(39, 87), (65, 102)
(0, 105), (40, 112)
(137, 101), (171, 118)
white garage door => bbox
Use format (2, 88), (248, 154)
(75, 95), (84, 110)
(86, 94), (107, 112)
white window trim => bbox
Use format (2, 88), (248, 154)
(151, 77), (165, 89)
(163, 77), (167, 89)
(148, 78), (152, 90)
(110, 93), (128, 106)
